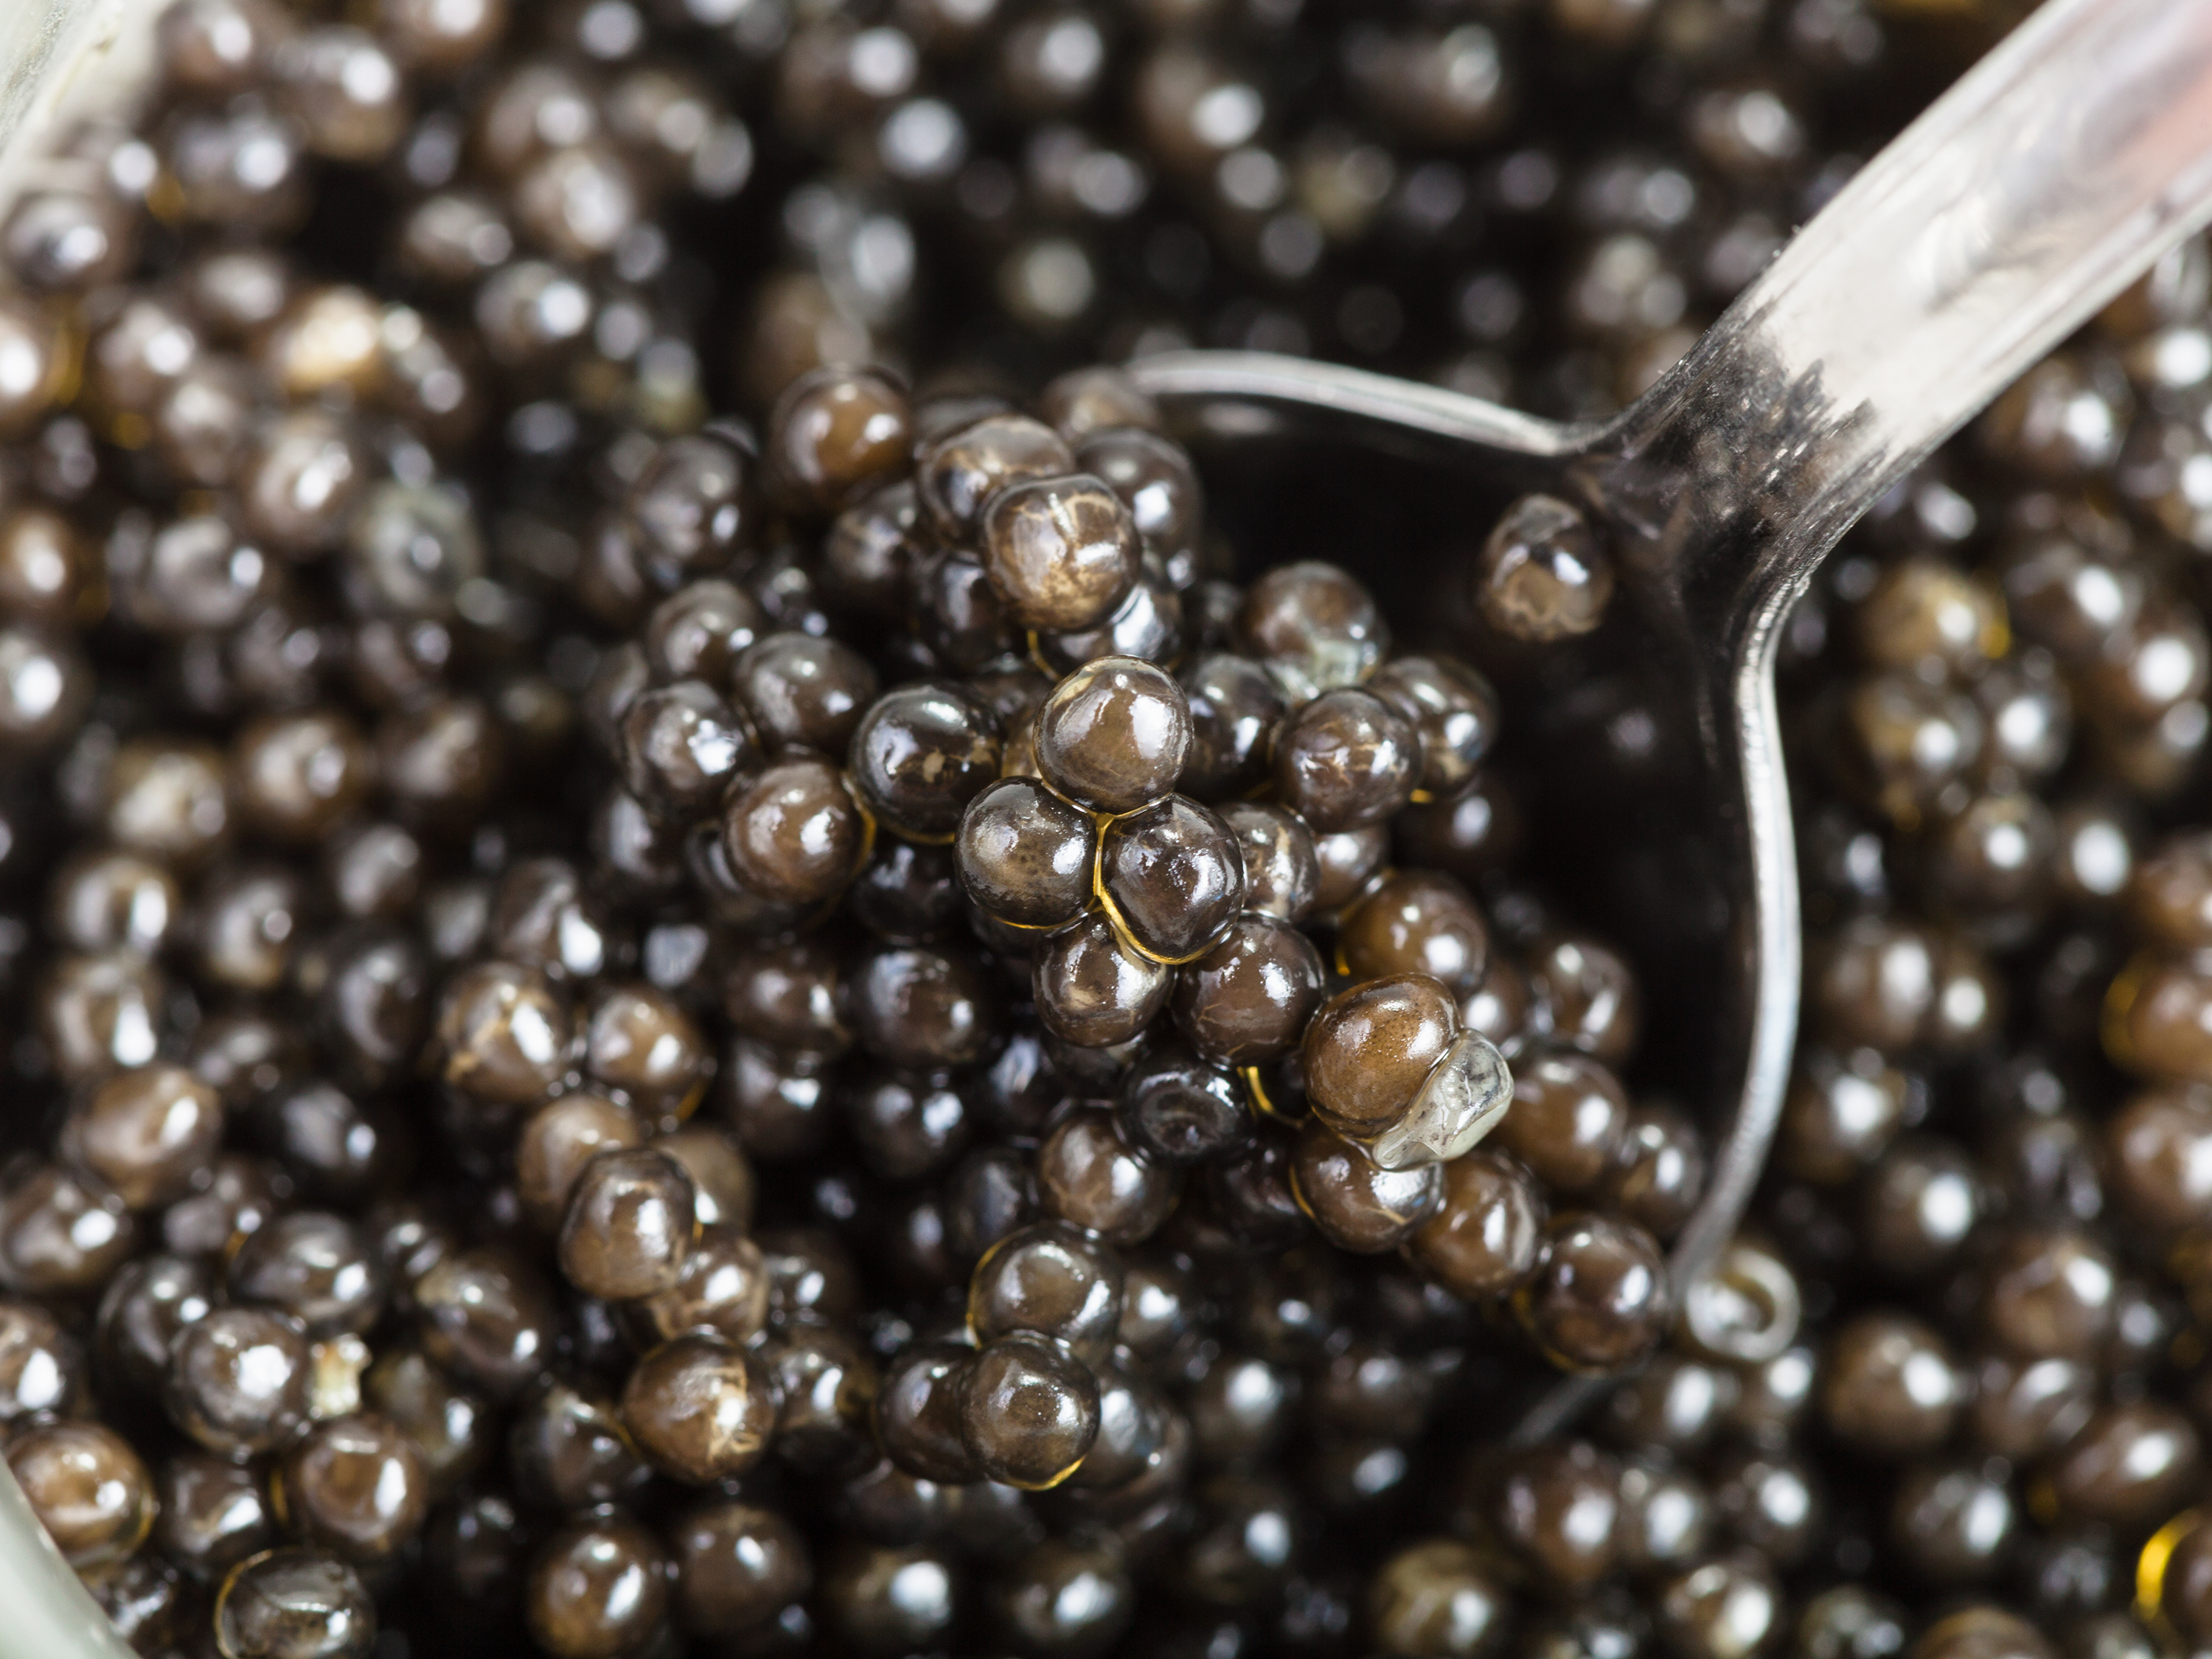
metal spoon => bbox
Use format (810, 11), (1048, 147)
(1133, 0), (2212, 1439)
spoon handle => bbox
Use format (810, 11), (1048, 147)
(1618, 0), (2212, 612)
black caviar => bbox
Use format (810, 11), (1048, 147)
(0, 1), (2188, 1658)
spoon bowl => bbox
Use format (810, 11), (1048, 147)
(1134, 0), (2212, 1438)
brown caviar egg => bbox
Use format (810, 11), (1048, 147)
(2043, 1400), (2200, 1523)
(1604, 1105), (1707, 1239)
(1340, 870), (1492, 997)
(1124, 1053), (1248, 1168)
(1371, 654), (1501, 801)
(436, 960), (571, 1106)
(1886, 1459), (2011, 1584)
(652, 1127), (755, 1231)
(1180, 654), (1287, 804)
(876, 1342), (980, 1483)
(917, 412), (1076, 540)
(1036, 1107), (1179, 1245)
(232, 714), (372, 842)
(1408, 1149), (1545, 1300)
(0, 504), (88, 622)
(1034, 655), (1191, 815)
(1967, 1351), (2094, 1461)
(1652, 1554), (1784, 1659)
(7, 1419), (152, 1568)
(511, 141), (640, 262)
(981, 472), (1142, 632)
(1980, 1226), (2115, 1359)
(731, 631), (879, 756)
(1515, 1212), (1672, 1372)
(1044, 366), (1161, 439)
(237, 409), (366, 557)
(1834, 674), (1984, 826)
(1237, 561), (1388, 698)
(361, 1349), (486, 1497)
(1098, 793), (1246, 961)
(157, 1452), (275, 1582)
(1820, 1312), (1961, 1454)
(646, 577), (766, 684)
(850, 681), (1005, 841)
(1909, 1607), (2053, 1659)
(0, 296), (69, 442)
(162, 1153), (285, 1259)
(526, 1515), (671, 1659)
(379, 0), (506, 68)
(994, 1536), (1135, 1655)
(275, 26), (409, 162)
(1213, 803), (1315, 924)
(958, 775), (1097, 928)
(2163, 1517), (2212, 1645)
(1312, 825), (1391, 914)
(958, 1332), (1100, 1489)
(2105, 1085), (2212, 1232)
(515, 1094), (641, 1231)
(58, 1062), (224, 1210)
(621, 1332), (779, 1482)
(88, 1540), (177, 1647)
(105, 739), (229, 865)
(194, 866), (306, 991)
(625, 1223), (771, 1347)
(558, 1147), (697, 1301)
(2107, 955), (2212, 1081)
(1525, 933), (1641, 1067)
(167, 1306), (313, 1457)
(584, 982), (710, 1109)
(822, 1542), (960, 1653)
(0, 626), (88, 754)
(229, 1211), (386, 1337)
(769, 367), (912, 513)
(0, 1159), (136, 1295)
(0, 1298), (82, 1422)
(4, 187), (135, 291)
(1172, 912), (1327, 1065)
(509, 1379), (648, 1511)
(1861, 1135), (1983, 1274)
(1034, 911), (1173, 1048)
(1857, 556), (2007, 677)
(1274, 687), (1419, 832)
(622, 434), (756, 589)
(412, 1248), (556, 1399)
(260, 285), (383, 402)
(672, 1499), (813, 1635)
(1494, 1440), (1620, 1587)
(1367, 1537), (1507, 1658)
(2128, 830), (2212, 949)
(970, 1220), (1124, 1363)
(1477, 494), (1614, 642)
(619, 680), (754, 820)
(720, 754), (867, 903)
(86, 291), (201, 425)
(721, 939), (853, 1055)
(216, 1548), (377, 1659)
(276, 1413), (428, 1563)
(1291, 1118), (1446, 1253)
(1806, 915), (1940, 1051)
(1303, 973), (1458, 1139)
(852, 943), (1000, 1069)
(1778, 1050), (1908, 1184)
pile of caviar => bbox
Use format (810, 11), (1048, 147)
(0, 1), (2202, 1659)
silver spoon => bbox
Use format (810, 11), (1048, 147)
(1133, 0), (2212, 1440)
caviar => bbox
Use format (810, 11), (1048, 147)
(0, 1), (2188, 1657)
